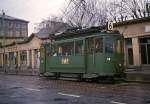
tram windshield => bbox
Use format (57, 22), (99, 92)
(87, 36), (114, 53)
(105, 37), (114, 53)
(116, 39), (124, 54)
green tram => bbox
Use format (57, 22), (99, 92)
(40, 28), (124, 81)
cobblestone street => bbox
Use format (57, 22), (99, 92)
(0, 74), (149, 104)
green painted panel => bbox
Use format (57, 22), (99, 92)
(47, 55), (86, 73)
(40, 47), (46, 74)
(95, 53), (115, 75)
(87, 53), (124, 76)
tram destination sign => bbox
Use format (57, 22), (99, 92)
(107, 20), (113, 31)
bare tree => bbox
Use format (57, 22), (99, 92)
(108, 0), (150, 22)
(35, 0), (150, 33)
(62, 0), (108, 28)
(65, 0), (150, 25)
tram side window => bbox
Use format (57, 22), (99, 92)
(57, 45), (62, 56)
(105, 37), (114, 53)
(75, 40), (83, 55)
(46, 45), (51, 56)
(88, 38), (94, 53)
(95, 37), (103, 53)
(51, 45), (57, 56)
(57, 42), (74, 56)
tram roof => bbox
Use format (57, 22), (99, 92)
(52, 27), (120, 40)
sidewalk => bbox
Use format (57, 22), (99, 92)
(0, 67), (39, 76)
(125, 67), (150, 82)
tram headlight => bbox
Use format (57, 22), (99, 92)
(106, 57), (111, 61)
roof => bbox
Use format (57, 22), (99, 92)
(53, 27), (120, 40)
(83, 17), (150, 31)
(114, 16), (150, 27)
(36, 28), (53, 38)
(0, 14), (29, 23)
(0, 36), (25, 39)
(1, 33), (50, 48)
(1, 34), (36, 47)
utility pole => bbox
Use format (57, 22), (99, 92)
(1, 10), (6, 73)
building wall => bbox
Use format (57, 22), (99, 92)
(114, 21), (150, 67)
(0, 38), (24, 46)
(0, 19), (28, 37)
(0, 17), (28, 46)
(114, 21), (150, 38)
(0, 35), (43, 74)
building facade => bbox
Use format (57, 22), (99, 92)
(0, 34), (50, 75)
(113, 17), (150, 68)
(112, 17), (150, 81)
(0, 13), (28, 46)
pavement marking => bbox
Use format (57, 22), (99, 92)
(100, 87), (106, 88)
(25, 88), (41, 92)
(111, 101), (127, 104)
(58, 92), (80, 98)
(10, 95), (18, 98)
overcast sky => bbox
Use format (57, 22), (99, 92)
(0, 0), (69, 35)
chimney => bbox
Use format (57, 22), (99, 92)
(2, 10), (5, 16)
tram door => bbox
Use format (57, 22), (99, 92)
(86, 37), (104, 73)
(127, 48), (133, 65)
(86, 37), (94, 73)
(140, 38), (150, 65)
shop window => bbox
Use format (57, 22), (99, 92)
(20, 51), (27, 65)
(140, 37), (150, 64)
(125, 38), (133, 65)
(140, 37), (150, 43)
